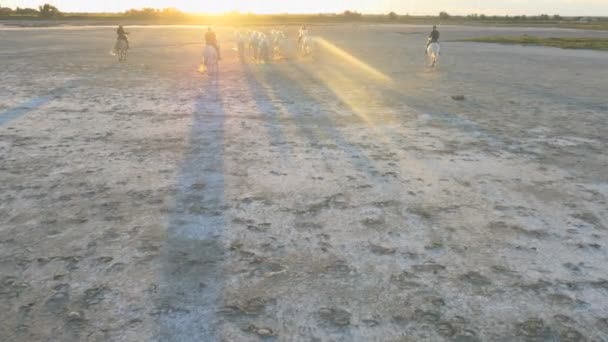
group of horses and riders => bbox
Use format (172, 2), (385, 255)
(111, 25), (442, 68)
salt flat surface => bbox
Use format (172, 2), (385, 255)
(1, 25), (607, 341)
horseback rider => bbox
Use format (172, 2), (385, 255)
(117, 25), (129, 48)
(427, 25), (440, 49)
(205, 27), (221, 60)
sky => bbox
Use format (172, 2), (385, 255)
(3, 0), (608, 16)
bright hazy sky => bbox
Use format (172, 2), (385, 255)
(3, 0), (608, 16)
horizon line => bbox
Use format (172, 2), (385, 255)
(3, 8), (608, 17)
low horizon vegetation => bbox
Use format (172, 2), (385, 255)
(456, 35), (608, 51)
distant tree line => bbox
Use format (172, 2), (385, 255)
(0, 5), (605, 24)
(124, 7), (185, 18)
(465, 13), (563, 21)
(0, 3), (61, 18)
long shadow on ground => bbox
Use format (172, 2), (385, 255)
(156, 78), (226, 342)
(241, 62), (292, 162)
(0, 80), (80, 126)
(257, 61), (385, 184)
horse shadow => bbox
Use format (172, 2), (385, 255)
(255, 61), (385, 183)
(242, 61), (292, 161)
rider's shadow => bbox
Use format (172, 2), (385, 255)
(156, 78), (227, 341)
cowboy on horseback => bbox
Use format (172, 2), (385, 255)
(205, 27), (221, 61)
(426, 25), (440, 52)
(117, 25), (129, 49)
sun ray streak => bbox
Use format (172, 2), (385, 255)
(315, 38), (393, 84)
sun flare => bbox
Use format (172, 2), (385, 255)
(130, 0), (345, 14)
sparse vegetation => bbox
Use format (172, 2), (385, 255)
(0, 3), (12, 16)
(125, 7), (185, 19)
(456, 35), (608, 51)
(3, 6), (39, 16)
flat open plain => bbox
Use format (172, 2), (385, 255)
(1, 24), (608, 341)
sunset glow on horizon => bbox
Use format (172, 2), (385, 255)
(3, 0), (608, 16)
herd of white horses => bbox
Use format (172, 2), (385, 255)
(207, 29), (314, 66)
(235, 29), (310, 62)
(202, 28), (316, 75)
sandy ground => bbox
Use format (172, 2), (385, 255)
(1, 24), (608, 342)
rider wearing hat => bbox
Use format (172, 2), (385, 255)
(205, 27), (221, 60)
(117, 25), (129, 48)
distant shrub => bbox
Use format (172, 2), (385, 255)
(388, 12), (398, 21)
(342, 10), (362, 20)
(439, 11), (450, 20)
(38, 4), (61, 18)
(0, 6), (13, 17)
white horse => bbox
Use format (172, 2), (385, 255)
(427, 41), (440, 68)
(299, 32), (316, 57)
(235, 32), (246, 59)
(202, 44), (219, 76)
(271, 30), (290, 59)
(258, 35), (272, 63)
(113, 39), (128, 62)
(249, 31), (260, 60)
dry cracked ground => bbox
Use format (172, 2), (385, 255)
(1, 25), (608, 341)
